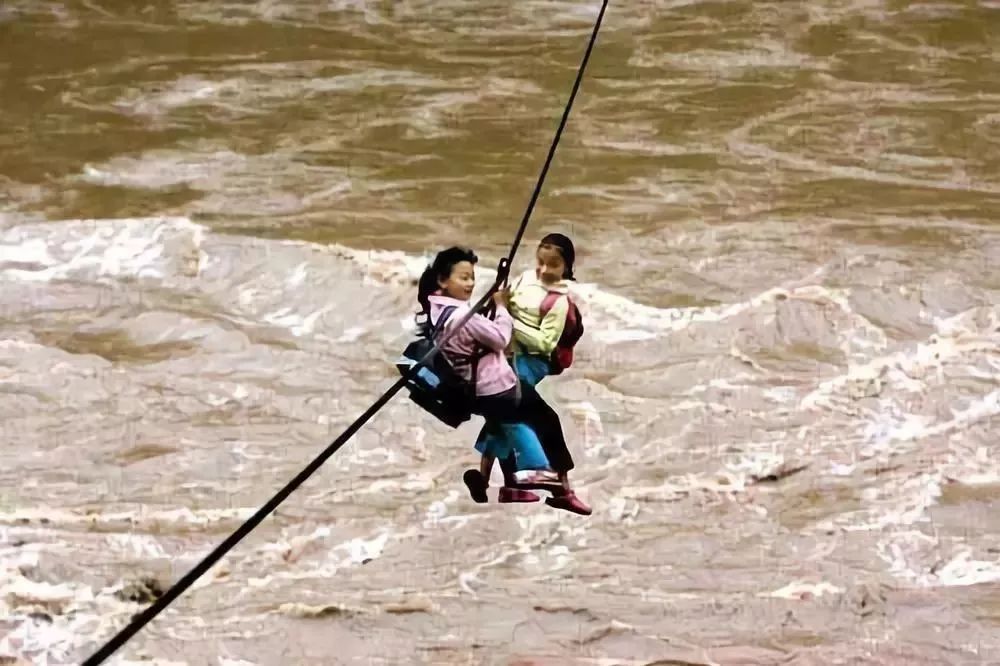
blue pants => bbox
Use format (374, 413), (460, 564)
(475, 354), (552, 472)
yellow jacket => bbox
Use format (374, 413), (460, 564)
(509, 269), (570, 357)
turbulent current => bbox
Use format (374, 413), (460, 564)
(2, 1), (1000, 664)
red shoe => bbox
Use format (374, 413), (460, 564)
(499, 487), (540, 503)
(545, 491), (591, 516)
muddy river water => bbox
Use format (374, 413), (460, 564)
(2, 1), (1000, 664)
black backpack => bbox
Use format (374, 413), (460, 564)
(396, 306), (487, 428)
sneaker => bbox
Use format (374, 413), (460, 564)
(545, 491), (592, 516)
(514, 469), (560, 484)
(499, 487), (540, 503)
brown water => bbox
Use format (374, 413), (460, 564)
(3, 1), (1000, 664)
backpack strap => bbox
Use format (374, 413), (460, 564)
(538, 291), (561, 318)
(431, 305), (486, 397)
(430, 306), (458, 338)
(538, 292), (582, 348)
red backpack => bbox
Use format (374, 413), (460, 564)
(538, 292), (584, 375)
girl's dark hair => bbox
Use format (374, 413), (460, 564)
(416, 246), (478, 327)
(539, 232), (576, 280)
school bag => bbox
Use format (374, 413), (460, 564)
(538, 292), (584, 375)
(396, 306), (487, 428)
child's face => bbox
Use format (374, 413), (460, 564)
(535, 245), (566, 286)
(438, 261), (476, 300)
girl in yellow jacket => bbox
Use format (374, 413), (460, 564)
(468, 233), (590, 515)
(509, 233), (583, 378)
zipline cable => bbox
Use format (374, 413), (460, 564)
(82, 3), (608, 663)
(502, 0), (609, 278)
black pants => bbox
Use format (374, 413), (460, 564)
(473, 380), (575, 473)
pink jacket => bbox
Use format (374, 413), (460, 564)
(428, 294), (517, 397)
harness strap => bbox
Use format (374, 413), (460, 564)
(432, 306), (488, 397)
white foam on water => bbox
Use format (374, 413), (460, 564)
(217, 658), (256, 666)
(80, 150), (246, 190)
(0, 519), (401, 658)
(243, 526), (411, 599)
(107, 67), (445, 120)
(760, 580), (844, 600)
(317, 238), (880, 358)
(0, 559), (156, 665)
(3, 213), (999, 660)
(0, 506), (257, 530)
(789, 303), (1000, 588)
(926, 549), (1000, 587)
(453, 510), (586, 592)
(0, 217), (206, 285)
(631, 38), (825, 73)
(2, 217), (881, 360)
(878, 532), (1000, 589)
(803, 305), (1000, 416)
